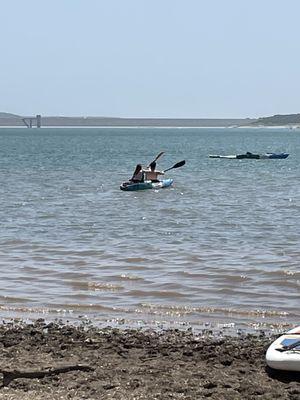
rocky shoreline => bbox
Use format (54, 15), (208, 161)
(0, 320), (299, 399)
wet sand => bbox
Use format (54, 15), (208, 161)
(0, 320), (299, 399)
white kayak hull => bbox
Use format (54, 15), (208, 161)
(209, 155), (237, 159)
(266, 325), (300, 371)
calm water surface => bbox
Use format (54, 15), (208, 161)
(0, 127), (299, 333)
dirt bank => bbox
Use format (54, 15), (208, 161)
(0, 320), (299, 399)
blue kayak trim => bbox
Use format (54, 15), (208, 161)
(120, 178), (174, 191)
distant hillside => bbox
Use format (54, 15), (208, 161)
(252, 113), (300, 126)
(0, 115), (256, 127)
(2, 111), (300, 127)
(0, 112), (21, 118)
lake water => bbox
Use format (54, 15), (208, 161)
(0, 127), (299, 334)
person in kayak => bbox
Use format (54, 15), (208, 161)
(236, 152), (260, 159)
(144, 161), (164, 182)
(130, 164), (145, 183)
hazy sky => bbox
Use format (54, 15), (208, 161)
(1, 0), (300, 118)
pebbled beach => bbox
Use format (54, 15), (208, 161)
(0, 321), (299, 399)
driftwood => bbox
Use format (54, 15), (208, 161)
(0, 364), (94, 387)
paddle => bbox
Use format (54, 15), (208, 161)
(147, 151), (165, 167)
(164, 160), (185, 173)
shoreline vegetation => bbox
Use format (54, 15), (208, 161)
(1, 112), (300, 128)
(0, 320), (299, 399)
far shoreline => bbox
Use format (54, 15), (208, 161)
(0, 125), (299, 129)
(1, 112), (300, 129)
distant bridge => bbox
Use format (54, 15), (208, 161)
(22, 115), (41, 128)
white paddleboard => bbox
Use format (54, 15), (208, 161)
(266, 325), (300, 371)
(209, 155), (237, 159)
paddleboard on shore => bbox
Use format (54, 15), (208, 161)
(266, 325), (300, 371)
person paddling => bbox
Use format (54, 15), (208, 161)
(130, 164), (144, 183)
(144, 161), (164, 182)
(122, 159), (185, 190)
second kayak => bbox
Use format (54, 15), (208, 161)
(209, 152), (289, 159)
(120, 178), (174, 191)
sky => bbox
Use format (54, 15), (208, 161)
(0, 0), (300, 118)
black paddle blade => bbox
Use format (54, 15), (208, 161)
(154, 151), (165, 161)
(173, 160), (185, 169)
(164, 160), (185, 172)
(148, 151), (165, 168)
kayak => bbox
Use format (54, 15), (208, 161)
(266, 325), (300, 371)
(209, 152), (289, 159)
(260, 153), (289, 159)
(120, 178), (173, 191)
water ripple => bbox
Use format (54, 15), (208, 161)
(0, 127), (299, 332)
